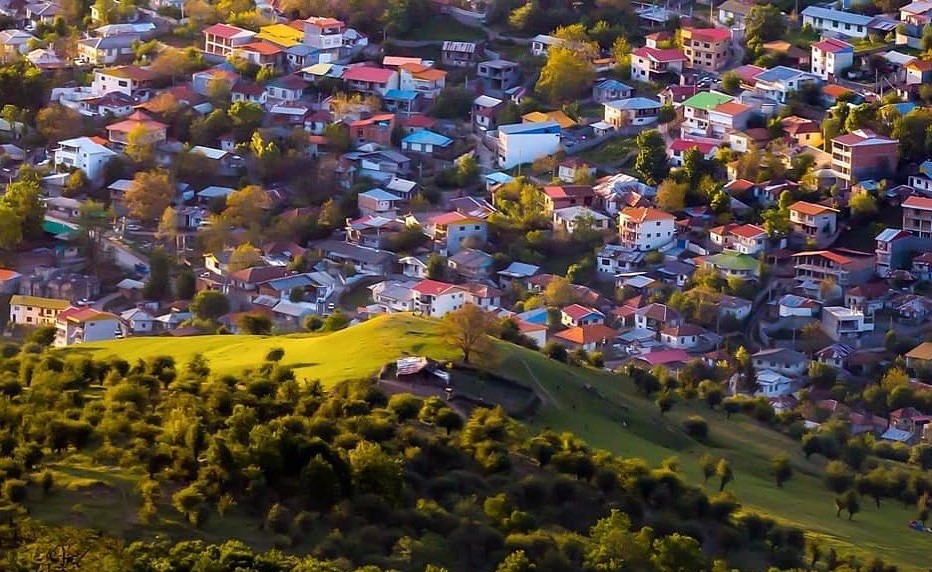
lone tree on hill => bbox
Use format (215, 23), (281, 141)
(441, 304), (495, 364)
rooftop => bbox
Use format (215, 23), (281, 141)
(683, 91), (733, 111)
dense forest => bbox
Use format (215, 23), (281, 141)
(0, 345), (902, 571)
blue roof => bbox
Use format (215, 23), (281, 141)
(596, 78), (632, 91)
(485, 171), (514, 184)
(801, 6), (872, 26)
(498, 121), (561, 135)
(359, 188), (402, 201)
(919, 159), (932, 177)
(402, 129), (453, 147)
(384, 89), (419, 101)
(755, 66), (808, 83)
(888, 102), (917, 116)
(516, 307), (549, 325)
(604, 97), (661, 110)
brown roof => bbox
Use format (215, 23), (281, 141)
(789, 200), (836, 216)
(230, 265), (289, 284)
(620, 207), (675, 223)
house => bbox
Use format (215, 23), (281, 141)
(792, 250), (876, 297)
(902, 195), (932, 239)
(54, 137), (117, 183)
(192, 65), (239, 97)
(473, 95), (504, 132)
(669, 138), (718, 167)
(660, 324), (703, 349)
(106, 111), (167, 147)
(383, 90), (421, 115)
(477, 60), (521, 98)
(697, 251), (761, 280)
(821, 306), (874, 341)
(0, 29), (35, 58)
(496, 121), (561, 170)
(552, 206), (611, 234)
(710, 223), (767, 255)
(421, 211), (487, 255)
(203, 23), (256, 58)
(706, 101), (753, 137)
(553, 324), (616, 352)
(447, 248), (494, 280)
(441, 41), (482, 67)
(45, 196), (80, 219)
(349, 113), (396, 146)
(717, 294), (752, 320)
(557, 158), (596, 184)
(801, 6), (872, 39)
(618, 207), (676, 251)
(120, 307), (156, 334)
(256, 22), (304, 49)
(92, 65), (156, 97)
(909, 159), (932, 194)
(874, 228), (913, 276)
(752, 347), (808, 377)
(681, 26), (731, 71)
(630, 46), (686, 83)
(357, 188), (403, 218)
(845, 282), (890, 315)
(811, 38), (854, 81)
(310, 239), (395, 275)
(912, 251), (932, 280)
(412, 279), (465, 317)
(530, 34), (564, 57)
(782, 116), (822, 148)
(346, 215), (404, 248)
(815, 343), (855, 369)
(778, 294), (820, 317)
(370, 280), (417, 312)
(592, 78), (633, 103)
(752, 66), (821, 104)
(54, 307), (120, 347)
(905, 59), (932, 87)
(718, 0), (753, 24)
(756, 369), (794, 397)
(234, 41), (284, 68)
(342, 65), (399, 96)
(462, 283), (503, 309)
(542, 184), (595, 212)
(681, 91), (734, 137)
(401, 130), (453, 155)
(497, 261), (540, 288)
(831, 129), (898, 186)
(788, 201), (838, 245)
(9, 295), (70, 327)
(399, 63), (446, 100)
(603, 97), (662, 128)
(561, 304), (605, 327)
(634, 303), (684, 332)
(265, 74), (307, 101)
(905, 341), (932, 370)
(302, 17), (346, 62)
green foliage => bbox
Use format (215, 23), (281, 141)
(191, 290), (231, 322)
(634, 130), (669, 185)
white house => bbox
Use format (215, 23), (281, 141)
(54, 137), (117, 183)
(801, 6), (872, 39)
(660, 324), (703, 349)
(811, 38), (854, 81)
(55, 308), (121, 347)
(529, 34), (564, 57)
(756, 369), (794, 397)
(497, 121), (561, 170)
(630, 46), (686, 82)
(603, 97), (662, 128)
(91, 66), (156, 97)
(618, 207), (676, 252)
(120, 307), (156, 334)
(9, 295), (71, 327)
(752, 66), (821, 104)
(370, 280), (417, 313)
(752, 348), (809, 377)
(561, 304), (605, 328)
(821, 306), (874, 341)
(412, 279), (466, 318)
(552, 206), (611, 234)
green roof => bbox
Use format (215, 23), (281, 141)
(704, 252), (760, 272)
(43, 219), (77, 238)
(683, 91), (734, 110)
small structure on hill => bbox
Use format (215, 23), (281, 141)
(396, 356), (450, 385)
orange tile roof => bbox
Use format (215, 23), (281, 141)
(904, 195), (932, 209)
(0, 268), (20, 280)
(789, 200), (836, 216)
(713, 101), (751, 116)
(730, 223), (766, 239)
(620, 206), (675, 222)
(240, 41), (283, 55)
(554, 324), (617, 345)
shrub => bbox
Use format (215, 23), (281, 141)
(542, 342), (567, 362)
(683, 416), (709, 440)
(3, 479), (27, 503)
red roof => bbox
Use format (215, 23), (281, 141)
(412, 279), (460, 296)
(730, 224), (766, 239)
(0, 268), (20, 280)
(203, 23), (252, 39)
(402, 114), (437, 128)
(793, 250), (854, 265)
(725, 178), (756, 193)
(107, 111), (167, 133)
(342, 66), (396, 84)
(669, 138), (717, 154)
(713, 101), (751, 116)
(240, 41), (283, 56)
(562, 304), (602, 321)
(640, 349), (690, 366)
(620, 206), (675, 222)
(732, 64), (765, 83)
(684, 26), (731, 43)
(813, 38), (852, 53)
(554, 324), (617, 345)
(632, 46), (686, 63)
(904, 195), (932, 209)
(543, 185), (594, 199)
(428, 211), (480, 226)
(306, 16), (344, 28)
(789, 200), (836, 216)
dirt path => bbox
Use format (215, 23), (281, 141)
(519, 357), (559, 409)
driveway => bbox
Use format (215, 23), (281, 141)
(105, 238), (149, 272)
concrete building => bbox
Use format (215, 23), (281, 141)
(801, 6), (872, 39)
(92, 65), (156, 97)
(752, 66), (821, 104)
(831, 129), (898, 186)
(202, 23), (255, 58)
(55, 307), (121, 347)
(619, 207), (676, 252)
(412, 279), (465, 318)
(603, 97), (662, 128)
(54, 137), (118, 183)
(9, 295), (71, 327)
(811, 37), (854, 81)
(789, 201), (838, 245)
(681, 91), (734, 137)
(681, 26), (731, 71)
(477, 59), (521, 98)
(902, 195), (932, 239)
(496, 121), (561, 170)
(630, 46), (686, 82)
(821, 306), (874, 341)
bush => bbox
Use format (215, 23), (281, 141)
(683, 416), (709, 440)
(542, 342), (567, 362)
(3, 479), (27, 503)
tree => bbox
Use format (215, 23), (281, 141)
(237, 313), (272, 335)
(228, 243), (262, 273)
(441, 304), (495, 364)
(63, 170), (88, 198)
(923, 23), (932, 52)
(36, 104), (84, 144)
(156, 206), (179, 254)
(456, 155), (480, 187)
(585, 510), (654, 571)
(655, 178), (688, 212)
(496, 551), (534, 572)
(746, 4), (784, 44)
(126, 169), (175, 223)
(716, 459), (733, 491)
(144, 248), (171, 301)
(349, 441), (404, 505)
(542, 275), (576, 307)
(125, 123), (157, 165)
(721, 71), (742, 95)
(634, 130), (669, 185)
(849, 192), (878, 220)
(224, 185), (270, 227)
(3, 178), (44, 241)
(175, 269), (196, 300)
(656, 390), (675, 415)
(426, 253), (446, 281)
(611, 36), (631, 71)
(229, 101), (264, 139)
(536, 47), (596, 104)
(698, 454), (716, 483)
(771, 454), (793, 488)
(323, 310), (350, 331)
(836, 490), (860, 520)
(191, 290), (231, 321)
(0, 203), (23, 250)
(651, 534), (705, 572)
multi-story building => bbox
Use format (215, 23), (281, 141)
(681, 26), (731, 71)
(752, 66), (821, 104)
(55, 307), (121, 347)
(106, 110), (167, 146)
(477, 59), (521, 98)
(618, 207), (676, 252)
(542, 185), (596, 212)
(202, 23), (255, 58)
(423, 212), (488, 255)
(903, 195), (932, 239)
(398, 63), (446, 100)
(831, 129), (898, 186)
(791, 250), (875, 297)
(441, 41), (482, 67)
(710, 223), (767, 255)
(821, 306), (874, 341)
(801, 6), (872, 39)
(603, 97), (662, 128)
(681, 91), (734, 137)
(303, 17), (344, 61)
(412, 279), (465, 318)
(630, 46), (686, 82)
(789, 201), (838, 245)
(9, 295), (71, 327)
(54, 137), (117, 182)
(497, 121), (561, 169)
(342, 65), (399, 96)
(811, 37), (854, 81)
(874, 228), (913, 276)
(92, 65), (156, 97)
(908, 160), (932, 194)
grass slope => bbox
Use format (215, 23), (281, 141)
(70, 316), (926, 568)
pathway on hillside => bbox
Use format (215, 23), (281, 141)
(519, 357), (559, 409)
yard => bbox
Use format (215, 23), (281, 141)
(578, 136), (638, 167)
(405, 17), (486, 42)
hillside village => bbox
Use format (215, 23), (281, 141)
(0, 0), (931, 446)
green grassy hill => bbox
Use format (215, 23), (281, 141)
(72, 315), (927, 569)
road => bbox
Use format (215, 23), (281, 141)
(105, 238), (149, 272)
(93, 292), (123, 311)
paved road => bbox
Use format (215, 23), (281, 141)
(93, 292), (123, 311)
(105, 238), (149, 272)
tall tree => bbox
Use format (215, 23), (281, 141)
(3, 178), (44, 241)
(125, 169), (175, 223)
(441, 304), (495, 364)
(224, 185), (270, 227)
(634, 130), (669, 185)
(228, 242), (262, 273)
(125, 123), (157, 165)
(35, 104), (83, 144)
(191, 290), (231, 321)
(771, 454), (793, 488)
(0, 203), (23, 250)
(536, 47), (596, 104)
